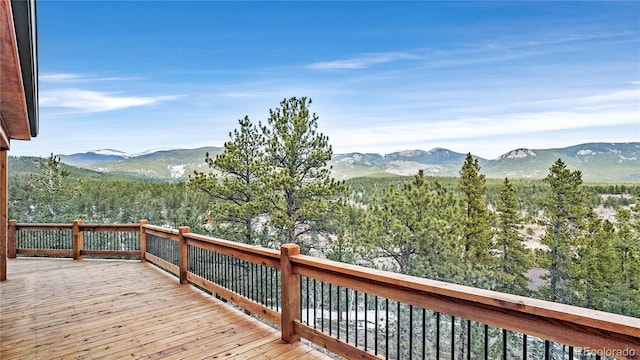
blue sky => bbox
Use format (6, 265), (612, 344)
(11, 1), (640, 159)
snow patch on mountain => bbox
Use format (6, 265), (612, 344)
(385, 161), (443, 176)
(577, 149), (595, 156)
(88, 149), (130, 157)
(426, 147), (451, 156)
(337, 153), (371, 166)
(499, 148), (536, 160)
(168, 165), (186, 178)
(394, 150), (424, 157)
(134, 147), (178, 157)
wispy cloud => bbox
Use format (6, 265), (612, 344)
(307, 51), (418, 70)
(325, 87), (639, 157)
(40, 89), (183, 112)
(40, 72), (141, 83)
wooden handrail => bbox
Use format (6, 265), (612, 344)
(7, 221), (640, 360)
(290, 253), (640, 359)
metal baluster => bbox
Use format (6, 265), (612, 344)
(502, 329), (507, 360)
(321, 281), (325, 333)
(467, 320), (471, 360)
(385, 298), (389, 360)
(451, 315), (455, 360)
(397, 302), (400, 360)
(346, 287), (349, 344)
(375, 296), (379, 356)
(545, 340), (550, 360)
(364, 293), (368, 352)
(436, 312), (441, 360)
(329, 284), (333, 336)
(355, 290), (358, 347)
(409, 304), (413, 360)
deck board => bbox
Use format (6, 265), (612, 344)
(0, 258), (332, 359)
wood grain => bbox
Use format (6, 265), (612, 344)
(0, 258), (330, 359)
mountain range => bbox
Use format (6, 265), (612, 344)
(54, 142), (640, 182)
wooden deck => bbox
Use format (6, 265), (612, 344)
(0, 258), (332, 360)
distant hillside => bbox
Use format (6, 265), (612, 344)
(482, 143), (640, 182)
(59, 147), (224, 182)
(52, 142), (639, 182)
(8, 156), (110, 180)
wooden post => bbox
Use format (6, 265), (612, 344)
(139, 220), (149, 262)
(0, 150), (7, 281)
(178, 226), (190, 285)
(8, 219), (16, 258)
(73, 219), (84, 260)
(280, 244), (301, 343)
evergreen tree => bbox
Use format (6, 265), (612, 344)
(364, 170), (460, 277)
(328, 202), (364, 264)
(457, 153), (494, 286)
(261, 97), (345, 251)
(28, 154), (80, 222)
(573, 218), (619, 312)
(189, 116), (268, 244)
(494, 177), (530, 295)
(540, 159), (588, 303)
(612, 209), (640, 316)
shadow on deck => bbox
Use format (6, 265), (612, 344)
(0, 258), (331, 359)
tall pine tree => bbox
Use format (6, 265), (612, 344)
(261, 97), (345, 251)
(494, 177), (530, 295)
(540, 159), (588, 303)
(189, 116), (269, 244)
(364, 170), (459, 276)
(457, 153), (494, 286)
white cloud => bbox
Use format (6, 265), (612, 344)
(307, 51), (418, 70)
(326, 108), (638, 156)
(40, 89), (183, 112)
(40, 72), (140, 83)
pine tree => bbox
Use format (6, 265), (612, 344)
(457, 153), (494, 286)
(364, 170), (460, 277)
(612, 209), (640, 316)
(189, 116), (269, 244)
(261, 97), (345, 251)
(494, 177), (530, 295)
(29, 154), (80, 222)
(572, 218), (620, 312)
(540, 159), (588, 303)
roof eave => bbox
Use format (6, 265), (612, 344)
(11, 0), (38, 138)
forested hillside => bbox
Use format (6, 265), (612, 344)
(56, 142), (640, 182)
(8, 98), (640, 320)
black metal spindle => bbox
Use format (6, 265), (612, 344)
(375, 296), (379, 356)
(397, 301), (400, 360)
(523, 334), (527, 360)
(409, 304), (413, 360)
(337, 286), (341, 339)
(305, 276), (309, 324)
(313, 279), (317, 330)
(422, 308), (426, 360)
(355, 290), (358, 347)
(329, 284), (333, 336)
(502, 329), (508, 360)
(321, 281), (325, 332)
(467, 319), (471, 360)
(385, 298), (389, 360)
(364, 293), (368, 351)
(346, 288), (349, 344)
(451, 315), (455, 360)
(545, 340), (550, 360)
(436, 312), (441, 359)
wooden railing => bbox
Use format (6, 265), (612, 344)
(7, 220), (640, 360)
